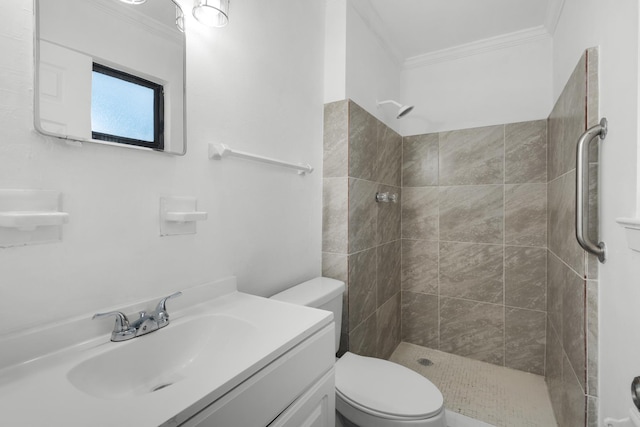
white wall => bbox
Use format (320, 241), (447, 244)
(324, 0), (346, 104)
(345, 1), (403, 134)
(0, 0), (324, 336)
(336, 1), (553, 138)
(400, 37), (553, 136)
(553, 0), (640, 424)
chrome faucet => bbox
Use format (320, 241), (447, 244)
(93, 292), (182, 342)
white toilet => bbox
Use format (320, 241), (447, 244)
(271, 277), (447, 427)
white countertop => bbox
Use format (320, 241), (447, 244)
(0, 280), (332, 426)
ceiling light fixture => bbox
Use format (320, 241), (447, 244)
(119, 0), (147, 4)
(193, 0), (230, 28)
(176, 7), (185, 32)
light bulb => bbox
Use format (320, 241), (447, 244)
(176, 7), (185, 32)
(193, 0), (229, 28)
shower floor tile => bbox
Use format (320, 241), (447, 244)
(390, 342), (557, 427)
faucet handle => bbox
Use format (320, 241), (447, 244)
(153, 291), (182, 328)
(92, 311), (136, 342)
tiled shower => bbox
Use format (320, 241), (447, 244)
(546, 48), (599, 427)
(400, 119), (547, 373)
(322, 100), (403, 358)
(322, 48), (599, 426)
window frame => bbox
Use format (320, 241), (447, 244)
(91, 63), (165, 150)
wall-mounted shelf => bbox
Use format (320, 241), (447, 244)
(209, 143), (314, 175)
(160, 196), (207, 236)
(0, 190), (69, 248)
(0, 211), (69, 231)
(164, 211), (208, 223)
(617, 218), (640, 252)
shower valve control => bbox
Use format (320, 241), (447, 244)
(376, 192), (398, 203)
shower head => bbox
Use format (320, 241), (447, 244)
(377, 100), (414, 119)
(397, 105), (414, 118)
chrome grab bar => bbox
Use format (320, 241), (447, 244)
(575, 117), (607, 263)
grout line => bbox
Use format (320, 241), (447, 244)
(345, 175), (402, 188)
(322, 250), (350, 256)
(342, 238), (404, 257)
(402, 238), (547, 250)
(547, 247), (586, 281)
(346, 102), (351, 348)
(503, 124), (507, 367)
(544, 248), (548, 378)
(437, 183), (505, 189)
(400, 135), (405, 345)
(562, 343), (587, 396)
(404, 181), (547, 188)
(544, 117), (549, 380)
(406, 290), (547, 313)
(582, 51), (590, 391)
(436, 132), (441, 350)
(548, 165), (577, 184)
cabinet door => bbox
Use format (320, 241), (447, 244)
(177, 325), (334, 427)
(269, 368), (335, 427)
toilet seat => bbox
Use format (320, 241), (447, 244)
(335, 352), (444, 421)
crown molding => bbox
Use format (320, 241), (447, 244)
(347, 0), (404, 66)
(403, 25), (551, 69)
(544, 0), (566, 35)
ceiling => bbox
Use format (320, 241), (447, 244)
(364, 0), (556, 60)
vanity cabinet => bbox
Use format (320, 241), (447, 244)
(268, 369), (334, 427)
(0, 279), (335, 427)
(178, 324), (335, 427)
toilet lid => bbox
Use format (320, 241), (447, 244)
(335, 352), (444, 420)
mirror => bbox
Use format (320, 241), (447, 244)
(34, 0), (186, 155)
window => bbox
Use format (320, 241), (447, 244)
(91, 63), (164, 150)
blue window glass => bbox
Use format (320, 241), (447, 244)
(91, 63), (163, 149)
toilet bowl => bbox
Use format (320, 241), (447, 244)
(335, 352), (446, 426)
(270, 277), (447, 427)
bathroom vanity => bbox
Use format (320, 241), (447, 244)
(0, 277), (335, 426)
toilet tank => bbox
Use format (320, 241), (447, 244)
(270, 277), (345, 353)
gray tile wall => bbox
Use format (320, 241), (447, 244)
(546, 48), (599, 427)
(400, 119), (548, 375)
(322, 100), (402, 359)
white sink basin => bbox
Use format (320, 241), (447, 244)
(67, 314), (257, 399)
(0, 278), (333, 427)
